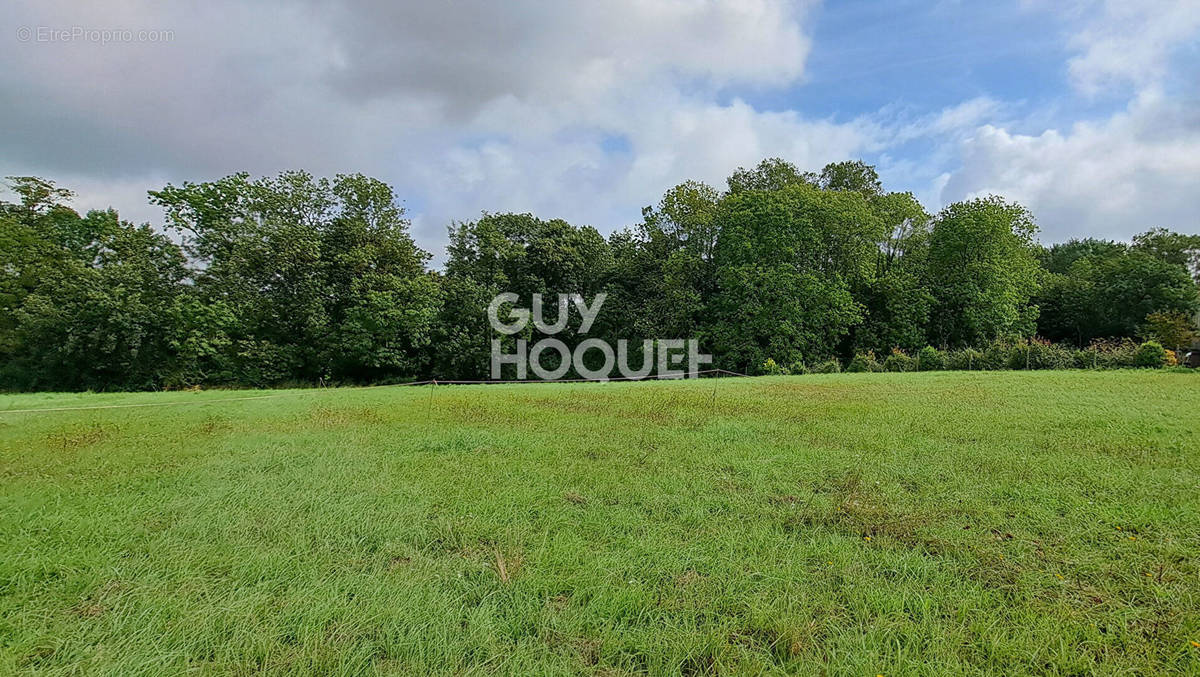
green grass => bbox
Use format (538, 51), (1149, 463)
(1, 370), (1199, 675)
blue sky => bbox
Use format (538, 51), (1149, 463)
(765, 2), (1072, 116)
(2, 0), (1198, 258)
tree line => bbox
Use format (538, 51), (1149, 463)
(2, 159), (1197, 391)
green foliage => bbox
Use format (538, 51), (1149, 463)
(927, 197), (1041, 348)
(852, 192), (933, 355)
(817, 160), (882, 197)
(760, 358), (789, 375)
(148, 171), (437, 386)
(1006, 338), (1074, 370)
(882, 349), (915, 372)
(1132, 227), (1200, 284)
(726, 157), (815, 194)
(3, 159), (1197, 392)
(1134, 341), (1168, 368)
(917, 346), (945, 371)
(809, 358), (842, 373)
(0, 180), (190, 390)
(1080, 339), (1139, 369)
(1141, 311), (1197, 351)
(1036, 237), (1199, 346)
(846, 351), (883, 373)
(440, 212), (615, 379)
(945, 348), (985, 371)
(707, 182), (881, 372)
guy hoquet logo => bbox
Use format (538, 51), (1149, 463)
(487, 293), (710, 380)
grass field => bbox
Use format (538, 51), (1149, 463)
(2, 371), (1199, 675)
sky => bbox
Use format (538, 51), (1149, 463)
(2, 0), (1198, 261)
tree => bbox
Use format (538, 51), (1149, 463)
(437, 212), (613, 379)
(817, 160), (883, 198)
(926, 196), (1041, 347)
(706, 183), (882, 371)
(850, 190), (933, 354)
(1142, 311), (1197, 353)
(603, 181), (721, 344)
(149, 171), (437, 385)
(4, 162), (1193, 391)
(726, 158), (816, 194)
(1133, 228), (1200, 284)
(3, 207), (189, 390)
(1035, 241), (1199, 345)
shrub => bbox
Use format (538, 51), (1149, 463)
(883, 349), (915, 372)
(1072, 349), (1094, 369)
(1134, 341), (1168, 368)
(846, 351), (882, 373)
(1087, 338), (1139, 368)
(1142, 311), (1197, 352)
(945, 348), (984, 371)
(982, 339), (1016, 370)
(1044, 342), (1076, 369)
(810, 358), (841, 374)
(760, 358), (789, 375)
(754, 337), (1173, 376)
(917, 346), (944, 371)
(1012, 337), (1074, 370)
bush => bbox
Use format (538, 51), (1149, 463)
(917, 346), (944, 371)
(753, 337), (1175, 377)
(1037, 342), (1075, 370)
(810, 358), (841, 374)
(1134, 341), (1168, 368)
(982, 339), (1016, 371)
(1072, 349), (1094, 369)
(883, 349), (915, 372)
(1010, 338), (1074, 370)
(945, 348), (984, 371)
(760, 358), (789, 375)
(847, 351), (882, 373)
(1086, 339), (1139, 368)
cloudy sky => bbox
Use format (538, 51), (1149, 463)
(3, 0), (1198, 259)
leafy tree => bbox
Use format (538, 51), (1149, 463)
(1142, 311), (1197, 353)
(2, 204), (188, 390)
(4, 162), (1197, 391)
(851, 191), (933, 354)
(1038, 238), (1126, 275)
(605, 181), (721, 343)
(926, 196), (1041, 347)
(706, 183), (881, 371)
(438, 212), (613, 379)
(1036, 241), (1198, 345)
(150, 171), (437, 385)
(726, 158), (815, 194)
(817, 160), (883, 198)
(1133, 228), (1200, 284)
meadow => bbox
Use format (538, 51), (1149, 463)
(1, 370), (1198, 675)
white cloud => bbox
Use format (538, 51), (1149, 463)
(6, 0), (1196, 256)
(1, 0), (875, 258)
(1064, 0), (1200, 95)
(942, 88), (1200, 240)
(935, 0), (1200, 241)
